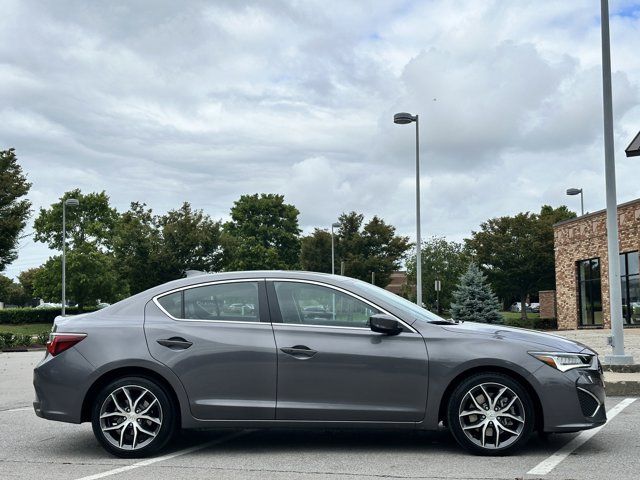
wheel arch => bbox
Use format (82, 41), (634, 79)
(81, 366), (183, 425)
(437, 365), (544, 431)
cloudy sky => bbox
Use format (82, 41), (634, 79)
(1, 0), (639, 279)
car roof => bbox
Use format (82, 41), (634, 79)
(104, 271), (369, 317)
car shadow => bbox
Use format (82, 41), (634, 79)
(171, 427), (581, 457)
(44, 427), (583, 461)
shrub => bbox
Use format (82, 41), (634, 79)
(0, 306), (97, 325)
(15, 334), (33, 347)
(36, 332), (50, 345)
(504, 316), (558, 330)
(0, 333), (16, 348)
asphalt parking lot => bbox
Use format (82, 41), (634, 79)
(1, 351), (639, 480)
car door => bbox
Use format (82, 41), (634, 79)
(267, 279), (428, 422)
(144, 279), (277, 420)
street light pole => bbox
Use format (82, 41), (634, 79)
(415, 115), (422, 307)
(62, 201), (66, 316)
(330, 222), (340, 275)
(394, 112), (422, 307)
(566, 188), (584, 216)
(600, 0), (632, 364)
(62, 198), (79, 317)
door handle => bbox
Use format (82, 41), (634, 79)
(280, 345), (317, 359)
(157, 337), (193, 350)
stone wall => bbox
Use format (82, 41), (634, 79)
(554, 199), (640, 329)
(539, 290), (556, 319)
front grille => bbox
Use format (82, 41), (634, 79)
(577, 388), (600, 417)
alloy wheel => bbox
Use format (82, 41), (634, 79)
(458, 382), (525, 450)
(99, 385), (163, 451)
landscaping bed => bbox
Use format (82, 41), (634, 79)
(0, 331), (49, 352)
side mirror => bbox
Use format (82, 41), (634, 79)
(369, 313), (402, 336)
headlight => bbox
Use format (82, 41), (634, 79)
(529, 352), (594, 372)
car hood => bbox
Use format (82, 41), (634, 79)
(440, 321), (594, 354)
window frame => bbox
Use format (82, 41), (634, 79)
(620, 251), (640, 326)
(153, 279), (269, 324)
(266, 278), (417, 333)
(577, 257), (603, 328)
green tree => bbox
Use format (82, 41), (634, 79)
(224, 194), (301, 270)
(300, 228), (333, 273)
(18, 266), (42, 300)
(406, 236), (471, 312)
(112, 202), (163, 294)
(33, 245), (125, 309)
(325, 212), (411, 287)
(536, 205), (576, 290)
(466, 205), (576, 319)
(34, 189), (119, 251)
(0, 148), (32, 271)
(450, 263), (502, 324)
(0, 274), (28, 306)
(113, 202), (224, 294)
(158, 202), (224, 278)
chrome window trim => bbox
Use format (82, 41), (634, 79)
(576, 386), (602, 417)
(268, 278), (418, 334)
(153, 279), (264, 325)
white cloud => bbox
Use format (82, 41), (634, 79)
(1, 0), (639, 278)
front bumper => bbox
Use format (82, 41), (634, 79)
(537, 361), (606, 433)
(33, 348), (94, 424)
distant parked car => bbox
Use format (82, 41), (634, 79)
(509, 302), (539, 313)
(227, 303), (255, 314)
(35, 302), (62, 309)
(34, 271), (605, 458)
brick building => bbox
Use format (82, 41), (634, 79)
(554, 198), (640, 329)
(385, 271), (408, 295)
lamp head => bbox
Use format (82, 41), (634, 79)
(65, 198), (80, 207)
(566, 188), (582, 196)
(393, 112), (416, 124)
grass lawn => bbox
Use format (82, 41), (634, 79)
(0, 323), (52, 336)
(501, 311), (540, 321)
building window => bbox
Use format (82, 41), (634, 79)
(577, 258), (603, 327)
(620, 251), (640, 326)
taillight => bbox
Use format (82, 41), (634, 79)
(46, 333), (87, 356)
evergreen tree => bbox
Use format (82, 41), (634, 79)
(451, 263), (502, 324)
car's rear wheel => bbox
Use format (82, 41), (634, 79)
(447, 372), (534, 455)
(91, 376), (176, 458)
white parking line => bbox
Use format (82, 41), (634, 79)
(74, 429), (251, 480)
(0, 406), (32, 413)
(527, 397), (637, 476)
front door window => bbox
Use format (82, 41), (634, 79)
(273, 281), (379, 328)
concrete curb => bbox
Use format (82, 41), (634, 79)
(605, 380), (640, 396)
(603, 364), (640, 373)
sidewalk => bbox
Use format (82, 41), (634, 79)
(554, 328), (640, 395)
(554, 327), (640, 361)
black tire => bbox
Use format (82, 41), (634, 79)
(447, 372), (535, 455)
(91, 376), (177, 458)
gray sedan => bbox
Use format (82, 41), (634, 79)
(33, 271), (606, 457)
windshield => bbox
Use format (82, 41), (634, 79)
(344, 278), (454, 324)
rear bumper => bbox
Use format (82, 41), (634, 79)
(32, 348), (94, 424)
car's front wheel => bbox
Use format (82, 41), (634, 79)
(91, 376), (177, 458)
(447, 372), (534, 455)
